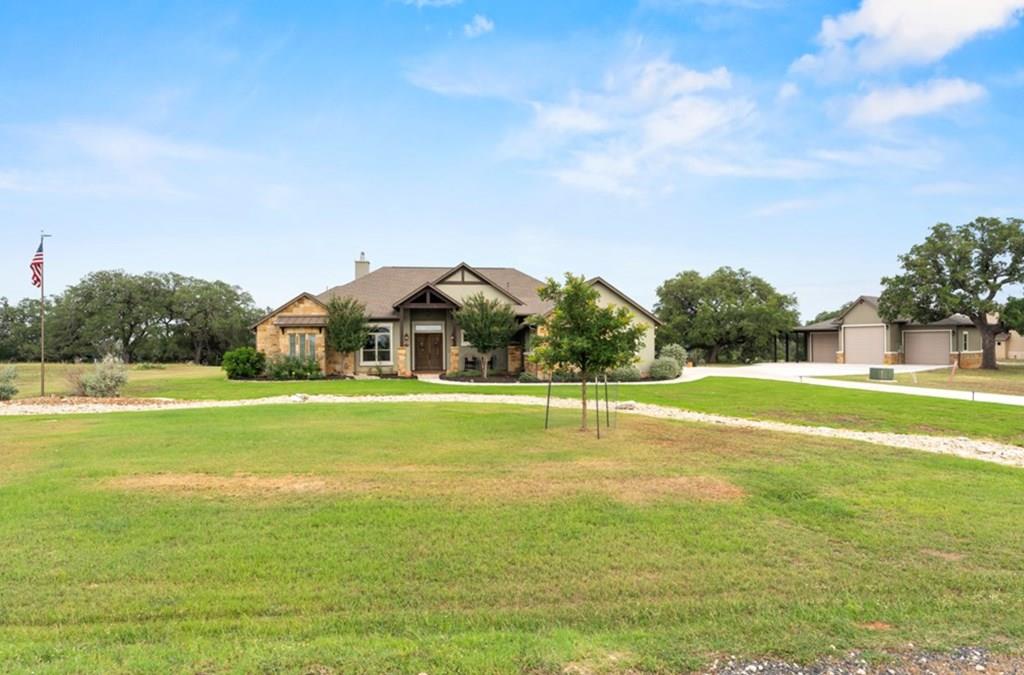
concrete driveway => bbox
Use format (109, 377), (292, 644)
(685, 362), (943, 382)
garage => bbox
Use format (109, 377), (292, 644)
(905, 330), (950, 365)
(843, 325), (885, 364)
(809, 332), (838, 363)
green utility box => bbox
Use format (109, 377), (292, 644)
(869, 367), (894, 381)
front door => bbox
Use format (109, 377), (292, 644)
(414, 332), (444, 371)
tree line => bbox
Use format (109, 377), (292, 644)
(0, 271), (262, 364)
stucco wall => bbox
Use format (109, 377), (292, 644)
(591, 282), (657, 374)
(842, 301), (882, 326)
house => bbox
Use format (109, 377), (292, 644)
(251, 255), (661, 377)
(995, 329), (1024, 361)
(794, 295), (984, 368)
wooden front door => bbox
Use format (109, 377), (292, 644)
(414, 333), (444, 371)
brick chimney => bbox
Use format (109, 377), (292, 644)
(354, 252), (370, 279)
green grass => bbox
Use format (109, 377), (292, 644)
(9, 362), (1024, 445)
(829, 362), (1024, 397)
(114, 367), (1024, 445)
(2, 403), (1023, 672)
(8, 362), (217, 399)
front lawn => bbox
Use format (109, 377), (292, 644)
(1, 404), (1023, 672)
(8, 363), (1024, 445)
(829, 362), (1024, 397)
(115, 367), (1024, 445)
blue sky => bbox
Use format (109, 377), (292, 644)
(1, 0), (1022, 319)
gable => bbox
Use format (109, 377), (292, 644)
(841, 299), (882, 326)
(250, 292), (327, 329)
(433, 263), (524, 307)
(587, 277), (662, 326)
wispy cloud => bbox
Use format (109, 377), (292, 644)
(463, 14), (494, 38)
(642, 0), (782, 9)
(847, 78), (986, 126)
(497, 57), (760, 193)
(793, 0), (1024, 77)
(402, 0), (461, 7)
(752, 197), (821, 217)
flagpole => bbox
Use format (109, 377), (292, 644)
(38, 231), (50, 397)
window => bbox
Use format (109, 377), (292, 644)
(362, 324), (393, 364)
(289, 333), (317, 359)
(963, 332), (969, 351)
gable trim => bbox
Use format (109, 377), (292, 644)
(433, 262), (524, 305)
(392, 281), (463, 309)
(586, 277), (664, 326)
(250, 292), (327, 330)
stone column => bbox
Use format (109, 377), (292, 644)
(448, 345), (460, 375)
(397, 346), (411, 377)
(507, 344), (523, 375)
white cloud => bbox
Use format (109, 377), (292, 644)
(402, 0), (461, 7)
(59, 123), (222, 166)
(463, 14), (494, 38)
(752, 197), (820, 217)
(793, 0), (1024, 76)
(848, 78), (986, 126)
(495, 57), (758, 193)
(776, 82), (800, 101)
(642, 0), (782, 9)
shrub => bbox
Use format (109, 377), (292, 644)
(660, 343), (687, 366)
(80, 355), (129, 397)
(551, 369), (582, 383)
(606, 365), (641, 382)
(222, 347), (266, 380)
(648, 356), (681, 381)
(65, 366), (87, 396)
(266, 355), (322, 380)
(517, 372), (540, 383)
(458, 369), (482, 378)
(0, 366), (17, 401)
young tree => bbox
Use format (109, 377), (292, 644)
(655, 267), (799, 363)
(530, 273), (646, 431)
(325, 297), (370, 374)
(879, 217), (1024, 370)
(454, 293), (518, 378)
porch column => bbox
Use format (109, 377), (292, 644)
(508, 344), (523, 375)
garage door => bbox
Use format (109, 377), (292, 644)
(843, 326), (885, 364)
(905, 331), (950, 365)
(809, 332), (838, 363)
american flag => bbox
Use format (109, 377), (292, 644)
(30, 242), (43, 288)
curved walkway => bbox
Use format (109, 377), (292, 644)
(3, 393), (1023, 469)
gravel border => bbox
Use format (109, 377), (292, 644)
(3, 393), (1023, 469)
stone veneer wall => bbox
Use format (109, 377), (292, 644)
(953, 351), (983, 369)
(883, 352), (903, 365)
(254, 296), (329, 372)
(448, 346), (460, 375)
(507, 344), (523, 375)
(835, 351), (845, 364)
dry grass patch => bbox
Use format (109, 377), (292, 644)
(103, 464), (745, 504)
(920, 548), (966, 562)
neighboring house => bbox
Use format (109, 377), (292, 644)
(252, 255), (661, 376)
(794, 295), (984, 368)
(995, 329), (1024, 361)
